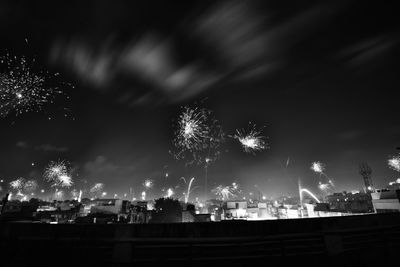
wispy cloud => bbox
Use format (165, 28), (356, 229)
(50, 0), (340, 106)
(15, 141), (68, 152)
(16, 141), (28, 148)
(35, 144), (69, 152)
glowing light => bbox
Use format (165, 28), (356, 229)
(232, 182), (238, 190)
(143, 179), (153, 189)
(0, 53), (73, 118)
(70, 189), (79, 199)
(55, 190), (64, 199)
(141, 191), (146, 200)
(166, 188), (174, 198)
(388, 155), (400, 172)
(233, 122), (267, 154)
(90, 183), (105, 197)
(318, 183), (329, 192)
(9, 178), (25, 191)
(311, 161), (325, 174)
(102, 192), (107, 197)
(58, 175), (73, 188)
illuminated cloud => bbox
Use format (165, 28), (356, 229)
(50, 1), (340, 105)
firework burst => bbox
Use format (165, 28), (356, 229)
(90, 183), (105, 194)
(172, 104), (224, 165)
(0, 53), (73, 118)
(388, 155), (400, 172)
(143, 179), (153, 189)
(318, 181), (334, 194)
(44, 160), (73, 188)
(44, 160), (68, 181)
(9, 178), (26, 191)
(174, 106), (210, 151)
(212, 183), (240, 201)
(311, 161), (335, 194)
(233, 123), (267, 154)
(311, 161), (325, 174)
(57, 175), (73, 188)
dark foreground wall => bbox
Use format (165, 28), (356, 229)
(1, 213), (400, 267)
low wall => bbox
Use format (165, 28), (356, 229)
(1, 213), (400, 266)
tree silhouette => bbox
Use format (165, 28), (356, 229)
(152, 197), (183, 223)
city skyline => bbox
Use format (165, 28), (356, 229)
(1, 0), (400, 200)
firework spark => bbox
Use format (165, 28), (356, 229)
(299, 188), (321, 203)
(311, 161), (325, 174)
(44, 160), (72, 187)
(143, 179), (153, 189)
(318, 181), (334, 194)
(57, 175), (73, 188)
(388, 155), (400, 172)
(212, 184), (239, 201)
(0, 53), (72, 118)
(172, 104), (224, 165)
(44, 160), (68, 182)
(166, 188), (174, 198)
(174, 106), (210, 151)
(233, 123), (267, 154)
(9, 178), (26, 191)
(90, 183), (105, 194)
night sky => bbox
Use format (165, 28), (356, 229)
(0, 0), (399, 199)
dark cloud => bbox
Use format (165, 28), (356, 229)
(49, 0), (342, 106)
(84, 155), (120, 175)
(337, 131), (363, 141)
(16, 141), (28, 148)
(15, 141), (68, 152)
